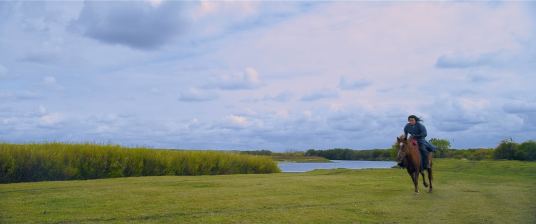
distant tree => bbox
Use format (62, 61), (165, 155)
(241, 150), (272, 155)
(304, 149), (316, 157)
(515, 140), (536, 161)
(494, 138), (518, 160)
(305, 148), (394, 161)
(429, 138), (451, 150)
(429, 138), (451, 158)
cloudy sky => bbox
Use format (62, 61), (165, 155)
(1, 1), (535, 151)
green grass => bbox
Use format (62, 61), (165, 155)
(1, 159), (535, 223)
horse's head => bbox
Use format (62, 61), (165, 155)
(396, 135), (419, 163)
(396, 135), (409, 163)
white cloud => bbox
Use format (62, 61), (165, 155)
(71, 1), (185, 50)
(303, 110), (313, 119)
(221, 114), (250, 129)
(1, 2), (535, 149)
(186, 118), (201, 129)
(261, 91), (293, 102)
(435, 51), (506, 69)
(275, 109), (290, 118)
(339, 76), (371, 90)
(428, 98), (488, 132)
(147, 0), (163, 8)
(205, 67), (263, 90)
(300, 89), (339, 101)
(178, 88), (217, 102)
(0, 91), (42, 101)
(41, 76), (63, 90)
(20, 51), (60, 64)
(95, 124), (114, 133)
(193, 1), (258, 20)
(38, 105), (47, 114)
(39, 113), (63, 126)
(43, 76), (57, 85)
(503, 102), (536, 114)
(229, 115), (248, 126)
(190, 1), (260, 37)
(503, 101), (536, 131)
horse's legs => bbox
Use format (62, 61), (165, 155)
(428, 154), (433, 192)
(428, 168), (433, 193)
(421, 154), (432, 188)
(412, 171), (419, 193)
(407, 169), (418, 192)
(421, 170), (428, 188)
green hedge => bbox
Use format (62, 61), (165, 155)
(0, 143), (280, 183)
(494, 139), (536, 161)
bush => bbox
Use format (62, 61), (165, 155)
(494, 139), (519, 160)
(515, 141), (536, 161)
(429, 138), (451, 158)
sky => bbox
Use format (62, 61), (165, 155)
(1, 1), (535, 151)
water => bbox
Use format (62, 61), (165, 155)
(278, 160), (397, 173)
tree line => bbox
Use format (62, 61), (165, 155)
(304, 148), (393, 161)
(493, 138), (536, 161)
(296, 138), (536, 161)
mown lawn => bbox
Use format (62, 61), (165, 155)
(1, 159), (535, 223)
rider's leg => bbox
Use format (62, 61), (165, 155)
(418, 142), (429, 169)
(425, 141), (437, 152)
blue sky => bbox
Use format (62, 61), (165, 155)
(1, 1), (535, 151)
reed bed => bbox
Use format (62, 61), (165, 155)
(0, 143), (280, 183)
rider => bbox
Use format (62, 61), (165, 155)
(404, 115), (436, 169)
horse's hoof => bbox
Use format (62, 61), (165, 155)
(428, 189), (433, 193)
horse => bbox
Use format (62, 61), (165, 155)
(396, 135), (433, 193)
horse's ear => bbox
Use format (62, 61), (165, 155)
(397, 137), (400, 141)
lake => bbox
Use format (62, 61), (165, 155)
(278, 160), (397, 172)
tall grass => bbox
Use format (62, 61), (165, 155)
(0, 143), (280, 183)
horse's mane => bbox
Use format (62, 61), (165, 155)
(398, 134), (417, 150)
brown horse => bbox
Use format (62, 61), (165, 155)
(396, 135), (433, 193)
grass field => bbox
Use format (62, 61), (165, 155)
(1, 159), (535, 223)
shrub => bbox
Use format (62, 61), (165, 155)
(429, 138), (451, 158)
(494, 139), (519, 160)
(515, 141), (536, 161)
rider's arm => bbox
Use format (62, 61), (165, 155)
(403, 124), (410, 139)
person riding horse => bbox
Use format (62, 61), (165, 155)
(403, 115), (437, 169)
